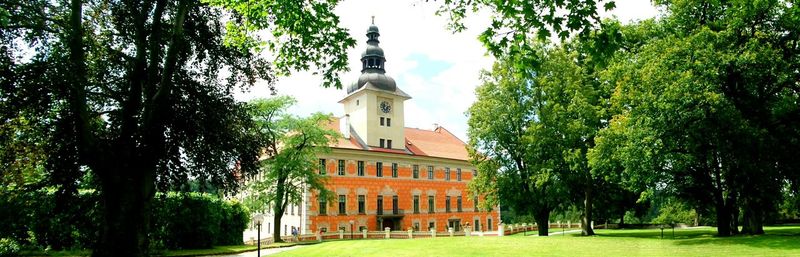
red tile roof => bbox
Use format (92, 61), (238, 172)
(324, 117), (470, 161)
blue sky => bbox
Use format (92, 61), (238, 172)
(236, 0), (659, 142)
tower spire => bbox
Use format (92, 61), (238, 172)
(371, 15), (375, 24)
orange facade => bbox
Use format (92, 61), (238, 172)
(307, 155), (499, 233)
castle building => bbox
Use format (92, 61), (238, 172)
(245, 21), (498, 239)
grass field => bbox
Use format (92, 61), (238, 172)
(271, 226), (800, 257)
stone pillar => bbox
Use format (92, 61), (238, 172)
(316, 230), (322, 242)
(339, 229), (344, 239)
(362, 228), (368, 239)
(498, 223), (505, 237)
(430, 228), (436, 238)
(408, 228), (414, 239)
(465, 226), (471, 237)
(385, 227), (391, 239)
(448, 227), (454, 237)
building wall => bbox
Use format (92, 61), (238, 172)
(306, 149), (499, 233)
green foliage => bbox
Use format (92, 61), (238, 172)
(652, 200), (697, 225)
(243, 96), (338, 240)
(0, 238), (20, 257)
(203, 0), (356, 89)
(150, 193), (249, 249)
(0, 191), (247, 251)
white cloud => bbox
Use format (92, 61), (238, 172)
(236, 0), (658, 142)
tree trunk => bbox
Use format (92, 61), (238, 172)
(582, 184), (595, 236)
(728, 194), (739, 234)
(273, 176), (286, 242)
(713, 190), (732, 237)
(619, 211), (625, 228)
(534, 208), (550, 236)
(93, 167), (155, 257)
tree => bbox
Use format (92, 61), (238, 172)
(592, 0), (800, 236)
(467, 54), (569, 236)
(2, 0), (354, 256)
(243, 96), (337, 242)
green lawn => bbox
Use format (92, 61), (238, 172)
(271, 226), (800, 257)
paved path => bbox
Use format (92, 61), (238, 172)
(202, 245), (307, 257)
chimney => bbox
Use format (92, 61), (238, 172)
(433, 123), (440, 132)
(340, 114), (351, 139)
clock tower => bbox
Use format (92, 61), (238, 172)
(339, 19), (411, 150)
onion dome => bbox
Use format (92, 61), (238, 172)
(347, 18), (397, 94)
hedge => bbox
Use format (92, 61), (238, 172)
(0, 190), (249, 251)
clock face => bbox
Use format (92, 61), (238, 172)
(380, 101), (391, 113)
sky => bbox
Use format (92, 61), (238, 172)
(236, 0), (660, 142)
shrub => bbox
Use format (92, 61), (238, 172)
(0, 238), (20, 257)
(1, 191), (248, 251)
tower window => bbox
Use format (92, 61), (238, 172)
(376, 162), (383, 177)
(391, 163), (398, 178)
(379, 138), (385, 148)
(358, 161), (365, 176)
(338, 160), (345, 176)
(413, 165), (419, 179)
(387, 139), (392, 149)
(386, 118), (391, 127)
(319, 159), (326, 175)
(380, 117), (385, 126)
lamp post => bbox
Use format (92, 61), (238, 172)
(255, 215), (263, 257)
(349, 220), (354, 240)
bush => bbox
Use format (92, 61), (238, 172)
(1, 190), (248, 251)
(0, 238), (20, 257)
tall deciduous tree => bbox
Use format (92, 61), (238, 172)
(468, 54), (569, 236)
(594, 0), (800, 236)
(243, 96), (337, 242)
(1, 0), (354, 256)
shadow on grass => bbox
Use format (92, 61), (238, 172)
(595, 226), (800, 250)
(671, 227), (800, 250)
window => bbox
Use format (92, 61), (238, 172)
(358, 161), (365, 176)
(474, 219), (480, 231)
(380, 117), (385, 126)
(457, 168), (462, 181)
(414, 222), (420, 231)
(387, 118), (391, 127)
(457, 196), (462, 212)
(427, 166), (434, 180)
(377, 195), (384, 215)
(338, 195), (346, 215)
(474, 196), (479, 212)
(358, 195), (365, 214)
(338, 160), (345, 176)
(376, 162), (383, 177)
(291, 202), (294, 215)
(392, 195), (399, 214)
(319, 159), (326, 175)
(387, 139), (392, 149)
(445, 167), (451, 181)
(412, 165), (419, 179)
(446, 196), (451, 213)
(391, 163), (398, 178)
(488, 218), (493, 231)
(413, 195), (420, 214)
(319, 199), (327, 215)
(429, 222), (435, 230)
(428, 196), (435, 213)
(379, 138), (385, 148)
